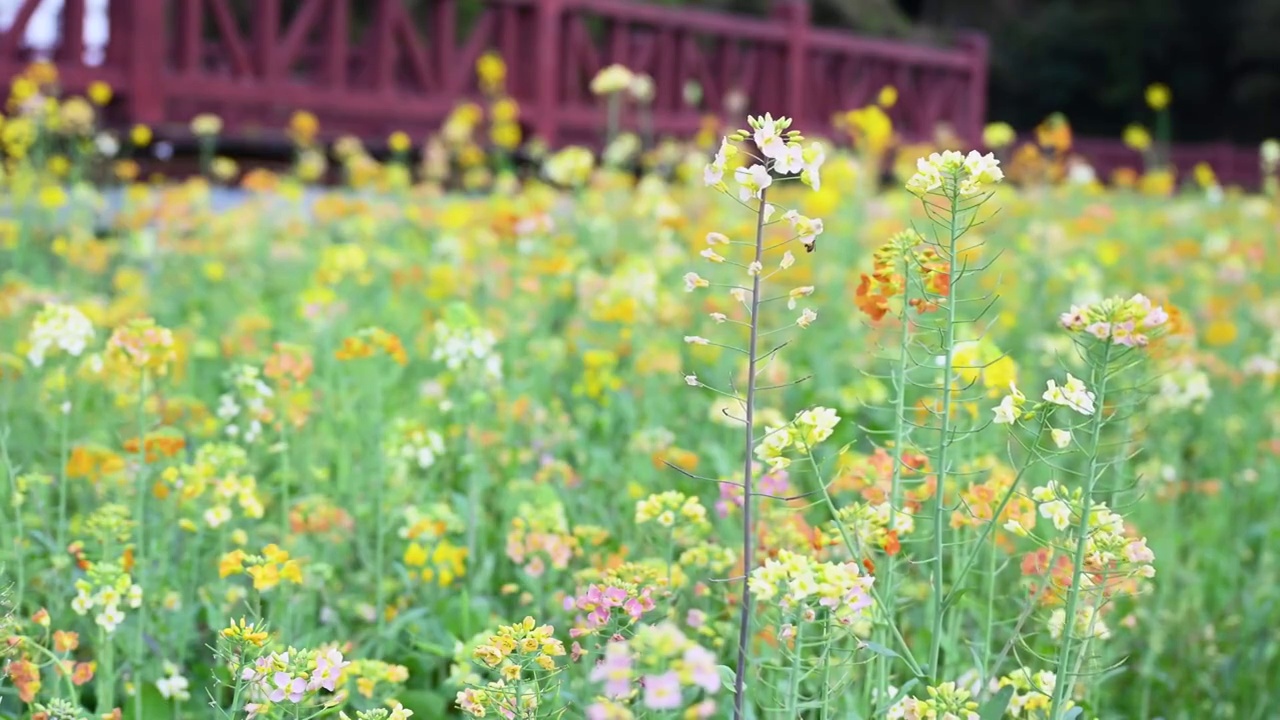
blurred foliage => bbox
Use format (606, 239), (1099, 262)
(658, 0), (1280, 143)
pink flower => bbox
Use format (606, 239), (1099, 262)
(642, 670), (683, 710)
(269, 672), (307, 703)
(682, 645), (721, 693)
(1086, 321), (1112, 340)
(1141, 306), (1169, 328)
(589, 642), (633, 698)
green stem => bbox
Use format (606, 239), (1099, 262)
(98, 627), (117, 713)
(878, 243), (914, 694)
(731, 187), (768, 720)
(785, 618), (803, 716)
(56, 385), (71, 581)
(372, 375), (387, 654)
(133, 369), (149, 720)
(806, 452), (923, 677)
(2, 429), (24, 610)
(1048, 342), (1114, 719)
(928, 187), (963, 679)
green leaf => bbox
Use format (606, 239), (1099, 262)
(122, 684), (177, 720)
(397, 689), (448, 718)
(859, 640), (901, 659)
(1062, 707), (1084, 720)
(717, 664), (737, 693)
(978, 685), (1015, 720)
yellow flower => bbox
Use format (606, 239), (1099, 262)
(476, 51), (507, 92)
(1122, 124), (1151, 152)
(38, 184), (67, 209)
(491, 98), (519, 123)
(983, 122), (1015, 149)
(1145, 83), (1171, 110)
(130, 124), (152, 147)
(191, 113), (223, 137)
(87, 81), (112, 106)
(288, 110), (320, 146)
(877, 85), (898, 108)
(403, 542), (428, 567)
(388, 130), (411, 154)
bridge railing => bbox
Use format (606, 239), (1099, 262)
(0, 0), (1264, 188)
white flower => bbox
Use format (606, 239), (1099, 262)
(751, 113), (787, 160)
(95, 603), (125, 633)
(794, 406), (840, 446)
(1050, 428), (1072, 449)
(962, 150), (1004, 185)
(773, 143), (805, 174)
(1039, 499), (1072, 530)
(1043, 375), (1095, 416)
(801, 142), (825, 190)
(683, 336), (710, 345)
(157, 672), (191, 701)
(1003, 517), (1029, 536)
(27, 303), (95, 367)
(905, 158), (943, 196)
(796, 308), (817, 328)
(706, 231), (730, 245)
(709, 312), (727, 323)
(684, 374), (699, 387)
(734, 164), (773, 201)
(204, 505), (232, 528)
(780, 251), (795, 270)
(992, 395), (1019, 424)
(71, 589), (93, 615)
(703, 161), (723, 187)
(747, 261), (763, 276)
(683, 272), (709, 292)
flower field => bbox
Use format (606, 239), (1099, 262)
(3, 61), (1280, 720)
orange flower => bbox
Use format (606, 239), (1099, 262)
(72, 661), (96, 685)
(53, 630), (79, 653)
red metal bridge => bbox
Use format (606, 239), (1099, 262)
(0, 0), (1262, 187)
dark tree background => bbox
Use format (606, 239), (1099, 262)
(656, 0), (1280, 142)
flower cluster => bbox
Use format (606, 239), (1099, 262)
(1058, 293), (1169, 347)
(563, 582), (658, 640)
(825, 501), (914, 557)
(1011, 481), (1156, 583)
(855, 230), (952, 321)
(1149, 358), (1212, 414)
(71, 570), (142, 634)
(216, 363), (274, 444)
(459, 618), (566, 717)
(506, 500), (580, 578)
(634, 491), (710, 543)
(220, 544), (305, 592)
(334, 326), (408, 365)
(586, 621), (720, 718)
(430, 315), (502, 382)
(105, 316), (176, 374)
(704, 113), (825, 197)
(747, 549), (875, 628)
(996, 667), (1073, 719)
(905, 149), (1004, 197)
(755, 406), (841, 471)
(993, 375), (1096, 425)
(384, 417), (447, 473)
(886, 681), (980, 720)
(544, 145), (595, 187)
(239, 646), (350, 716)
(26, 302), (95, 367)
